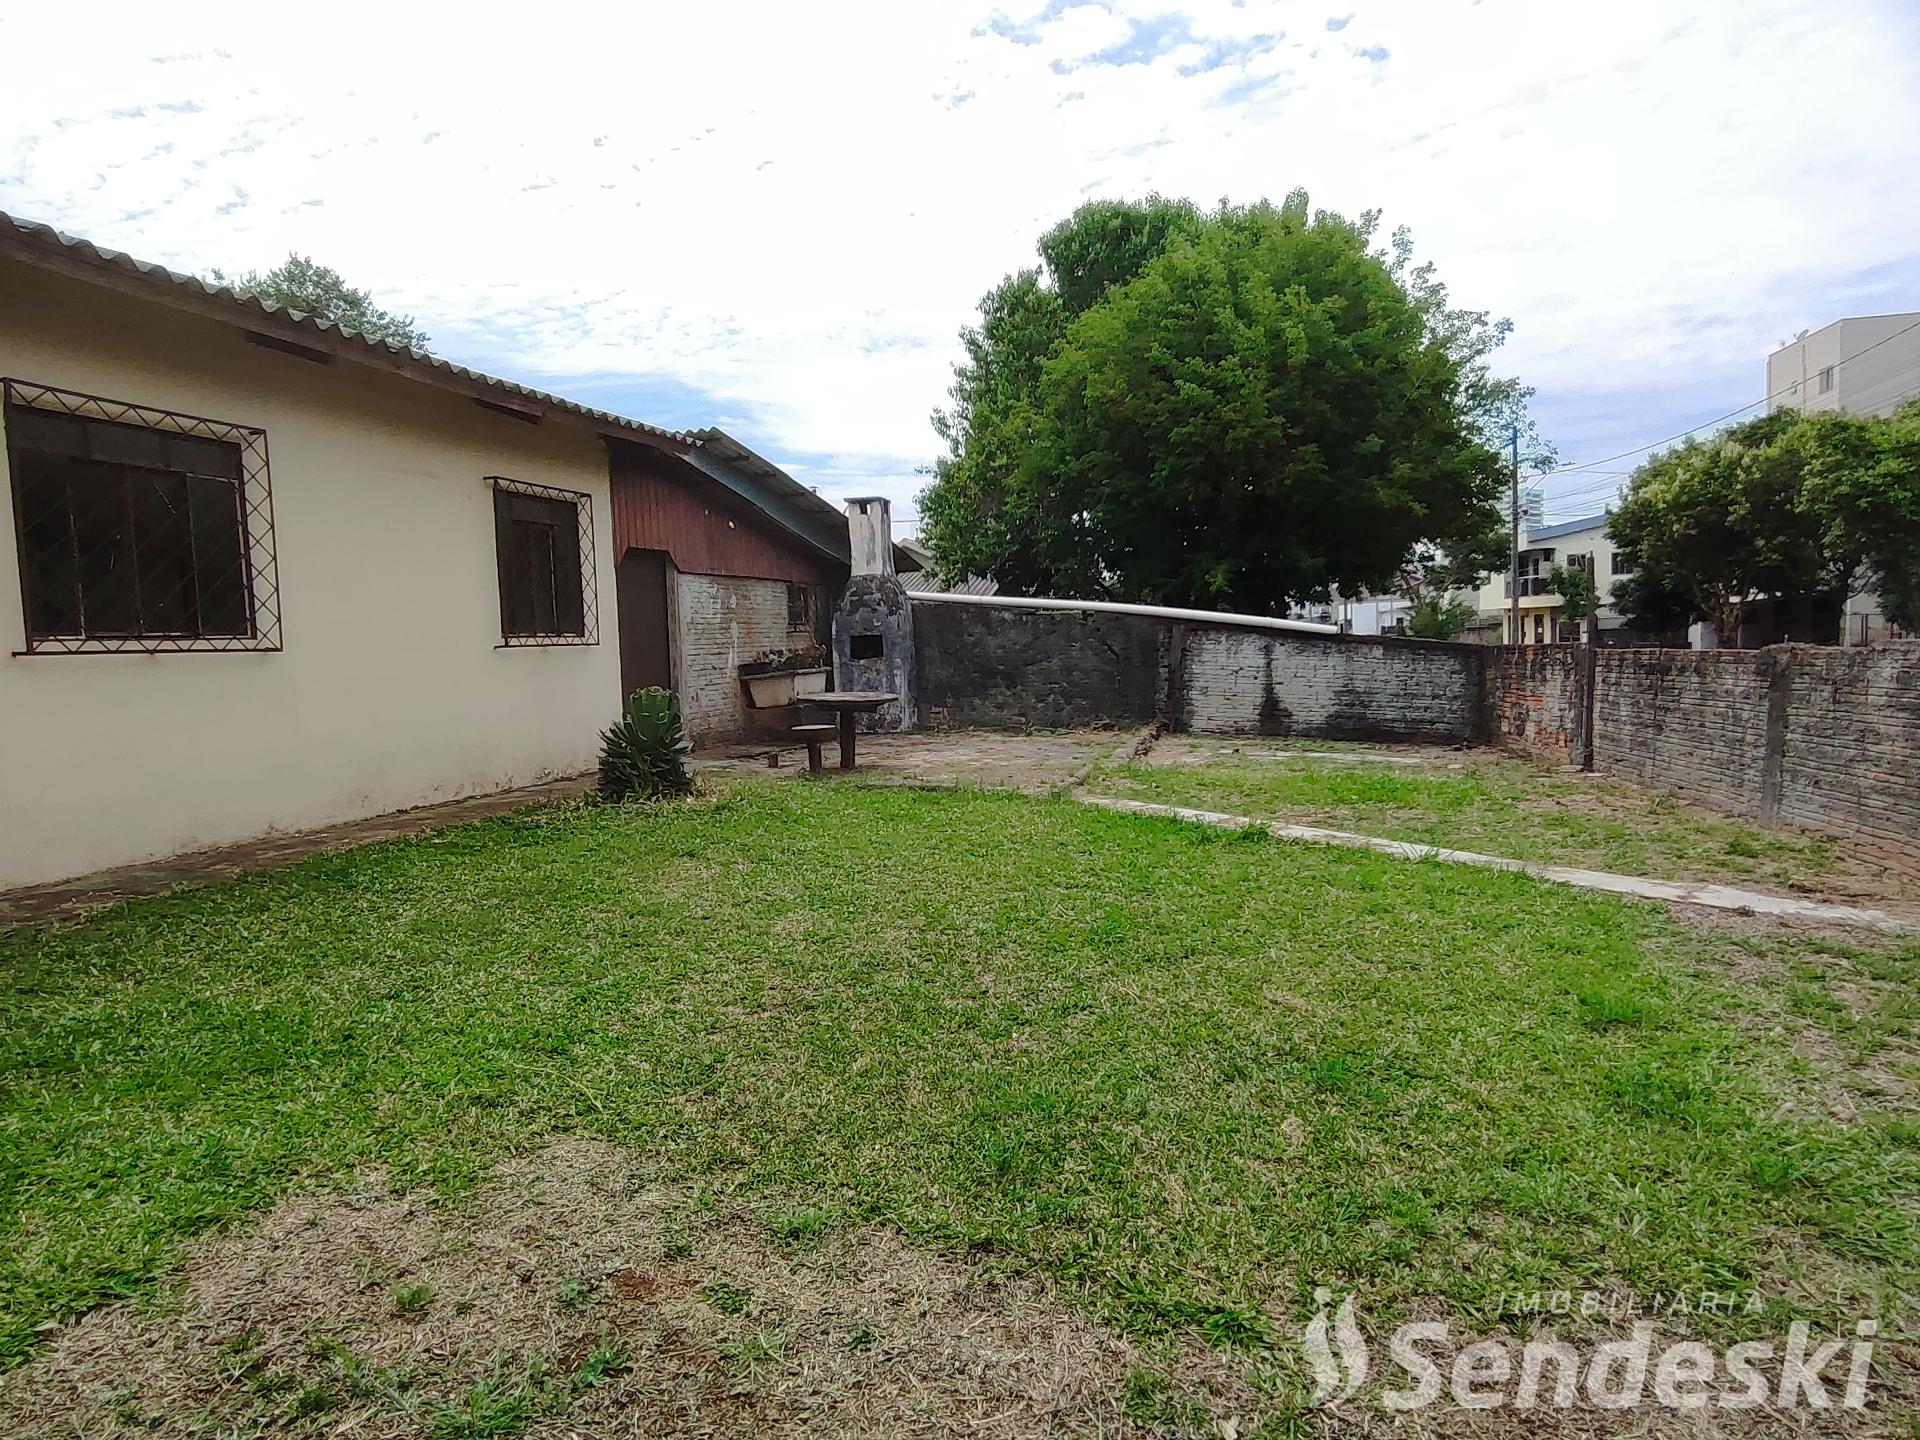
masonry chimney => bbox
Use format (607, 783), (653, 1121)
(845, 497), (895, 577)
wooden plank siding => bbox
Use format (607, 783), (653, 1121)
(609, 444), (835, 584)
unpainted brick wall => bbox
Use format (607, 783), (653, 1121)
(1178, 626), (1484, 740)
(1593, 644), (1920, 869)
(1483, 646), (1585, 761)
(911, 603), (1484, 741)
(1592, 649), (1775, 816)
(914, 603), (1163, 730)
(675, 572), (814, 743)
(1776, 648), (1920, 855)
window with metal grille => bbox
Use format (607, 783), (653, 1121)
(491, 477), (596, 644)
(4, 380), (279, 653)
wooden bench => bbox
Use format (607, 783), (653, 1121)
(790, 724), (839, 775)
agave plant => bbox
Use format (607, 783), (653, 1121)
(597, 687), (694, 802)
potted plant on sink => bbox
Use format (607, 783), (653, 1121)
(738, 646), (830, 708)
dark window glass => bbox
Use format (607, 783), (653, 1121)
(494, 486), (585, 638)
(6, 404), (251, 641)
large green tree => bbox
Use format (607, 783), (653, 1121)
(212, 254), (430, 352)
(1605, 407), (1905, 642)
(1799, 402), (1920, 632)
(920, 193), (1547, 612)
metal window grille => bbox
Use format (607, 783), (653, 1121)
(4, 378), (281, 654)
(490, 476), (598, 646)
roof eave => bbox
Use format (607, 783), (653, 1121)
(0, 212), (689, 456)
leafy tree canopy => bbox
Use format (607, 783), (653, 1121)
(211, 254), (430, 352)
(919, 192), (1550, 613)
(1607, 404), (1920, 639)
(1404, 595), (1478, 641)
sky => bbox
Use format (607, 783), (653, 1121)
(2, 0), (1916, 533)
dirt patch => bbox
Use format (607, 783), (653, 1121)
(7, 1138), (1909, 1438)
(0, 1140), (1164, 1439)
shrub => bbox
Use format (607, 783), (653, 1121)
(597, 688), (693, 802)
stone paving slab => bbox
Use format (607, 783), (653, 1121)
(1077, 793), (1915, 934)
(0, 775), (593, 927)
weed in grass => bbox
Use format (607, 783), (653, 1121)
(845, 1320), (876, 1352)
(770, 1207), (833, 1244)
(699, 1281), (751, 1317)
(554, 1277), (595, 1310)
(429, 1368), (559, 1440)
(287, 1384), (336, 1420)
(568, 1339), (628, 1391)
(392, 1282), (434, 1315)
(1577, 990), (1649, 1028)
(718, 1328), (784, 1383)
(1120, 1365), (1211, 1433)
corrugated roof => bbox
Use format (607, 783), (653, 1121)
(687, 429), (917, 573)
(1528, 513), (1610, 543)
(0, 210), (688, 447)
(898, 540), (998, 594)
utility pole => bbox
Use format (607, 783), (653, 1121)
(1507, 427), (1521, 645)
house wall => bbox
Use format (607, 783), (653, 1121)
(610, 445), (833, 585)
(0, 257), (622, 890)
(674, 572), (817, 742)
(1768, 314), (1920, 419)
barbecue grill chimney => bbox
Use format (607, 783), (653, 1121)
(831, 498), (914, 731)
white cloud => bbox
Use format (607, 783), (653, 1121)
(1, 0), (1916, 518)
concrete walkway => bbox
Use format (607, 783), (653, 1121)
(0, 775), (593, 926)
(1076, 793), (1915, 933)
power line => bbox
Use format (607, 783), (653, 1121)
(1538, 315), (1920, 480)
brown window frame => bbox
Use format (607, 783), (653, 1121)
(4, 378), (281, 655)
(786, 581), (816, 633)
(490, 476), (597, 646)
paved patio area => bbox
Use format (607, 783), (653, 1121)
(694, 727), (1129, 794)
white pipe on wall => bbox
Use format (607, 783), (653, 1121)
(907, 589), (1341, 635)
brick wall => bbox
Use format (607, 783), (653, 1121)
(1178, 625), (1485, 740)
(1592, 649), (1776, 816)
(911, 602), (1484, 741)
(1592, 644), (1920, 869)
(675, 572), (815, 743)
(909, 599), (1920, 867)
(1484, 646), (1586, 762)
(914, 603), (1163, 730)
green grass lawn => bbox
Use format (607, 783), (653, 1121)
(1085, 747), (1854, 891)
(2, 780), (1915, 1373)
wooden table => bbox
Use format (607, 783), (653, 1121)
(807, 691), (898, 770)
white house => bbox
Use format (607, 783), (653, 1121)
(0, 213), (866, 892)
(1465, 513), (1636, 645)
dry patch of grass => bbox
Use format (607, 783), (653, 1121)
(0, 1138), (1182, 1439)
